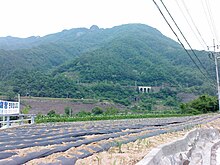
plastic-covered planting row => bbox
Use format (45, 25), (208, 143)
(0, 124), (163, 156)
(0, 127), (146, 152)
(0, 115), (210, 140)
(0, 115), (215, 148)
(0, 124), (196, 165)
(0, 116), (204, 150)
(38, 115), (220, 165)
(0, 114), (212, 146)
(0, 114), (218, 165)
(0, 129), (153, 164)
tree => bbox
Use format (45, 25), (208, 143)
(164, 96), (178, 107)
(76, 111), (91, 117)
(47, 110), (57, 117)
(64, 107), (72, 116)
(180, 94), (218, 114)
(104, 107), (119, 115)
(92, 107), (103, 115)
(190, 95), (218, 113)
(22, 105), (31, 114)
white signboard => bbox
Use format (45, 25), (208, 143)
(0, 100), (20, 115)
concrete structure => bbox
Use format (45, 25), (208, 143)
(137, 128), (220, 165)
(138, 86), (152, 93)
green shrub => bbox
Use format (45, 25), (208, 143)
(76, 111), (91, 117)
(164, 96), (178, 106)
(104, 107), (119, 115)
(64, 107), (72, 116)
(92, 107), (103, 115)
(180, 94), (218, 114)
(47, 110), (57, 117)
(35, 113), (190, 123)
(22, 105), (31, 114)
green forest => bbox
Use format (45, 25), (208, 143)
(0, 24), (217, 113)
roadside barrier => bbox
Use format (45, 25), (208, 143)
(0, 114), (36, 129)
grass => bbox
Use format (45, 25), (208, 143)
(35, 113), (192, 123)
(115, 141), (123, 153)
(95, 156), (102, 165)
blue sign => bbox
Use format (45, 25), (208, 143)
(4, 102), (8, 109)
(0, 102), (3, 108)
(0, 100), (20, 114)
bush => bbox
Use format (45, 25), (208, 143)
(104, 107), (119, 115)
(22, 105), (31, 114)
(164, 96), (178, 106)
(47, 110), (57, 117)
(64, 107), (73, 116)
(113, 98), (131, 106)
(180, 104), (201, 115)
(92, 107), (103, 115)
(76, 111), (91, 117)
(180, 94), (218, 114)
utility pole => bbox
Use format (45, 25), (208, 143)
(210, 39), (220, 111)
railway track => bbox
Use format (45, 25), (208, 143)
(0, 114), (219, 164)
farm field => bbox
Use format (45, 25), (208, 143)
(20, 97), (124, 115)
(0, 114), (219, 164)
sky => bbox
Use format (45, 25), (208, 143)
(0, 0), (219, 51)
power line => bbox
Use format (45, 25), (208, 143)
(152, 0), (209, 80)
(204, 0), (219, 42)
(178, 0), (217, 80)
(159, 0), (212, 78)
(175, 0), (216, 79)
(179, 0), (208, 49)
(201, 0), (217, 43)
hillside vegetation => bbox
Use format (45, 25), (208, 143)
(0, 23), (216, 112)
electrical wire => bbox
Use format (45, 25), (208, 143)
(204, 0), (219, 43)
(179, 0), (208, 49)
(201, 0), (217, 42)
(178, 0), (216, 80)
(160, 0), (212, 77)
(152, 0), (215, 86)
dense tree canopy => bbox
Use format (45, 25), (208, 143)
(0, 23), (216, 108)
(180, 95), (218, 114)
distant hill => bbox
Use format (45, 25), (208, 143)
(0, 23), (215, 100)
(52, 24), (212, 87)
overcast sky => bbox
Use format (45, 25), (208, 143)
(0, 0), (219, 50)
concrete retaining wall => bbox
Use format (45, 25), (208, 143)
(136, 128), (220, 165)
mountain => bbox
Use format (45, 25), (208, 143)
(52, 24), (212, 87)
(0, 23), (215, 101)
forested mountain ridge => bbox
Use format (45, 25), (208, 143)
(0, 24), (181, 79)
(0, 24), (178, 50)
(0, 23), (215, 102)
(52, 24), (211, 87)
